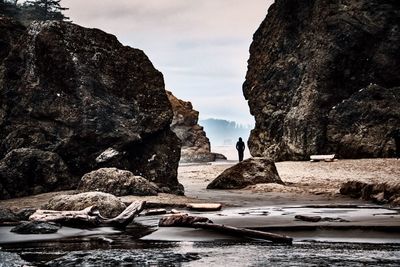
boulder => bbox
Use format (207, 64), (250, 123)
(0, 208), (18, 224)
(0, 148), (72, 199)
(167, 91), (225, 162)
(207, 157), (283, 189)
(243, 0), (400, 160)
(11, 221), (60, 234)
(78, 168), (159, 196)
(45, 192), (126, 218)
(0, 19), (182, 198)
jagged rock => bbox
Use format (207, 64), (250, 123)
(167, 90), (225, 162)
(78, 168), (159, 196)
(0, 252), (29, 267)
(207, 157), (283, 189)
(46, 250), (201, 267)
(11, 221), (61, 234)
(45, 192), (126, 218)
(0, 208), (18, 224)
(0, 148), (71, 199)
(243, 0), (400, 161)
(15, 208), (37, 221)
(340, 181), (400, 206)
(0, 19), (182, 198)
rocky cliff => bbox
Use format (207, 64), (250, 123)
(243, 0), (400, 161)
(0, 18), (182, 199)
(167, 91), (225, 162)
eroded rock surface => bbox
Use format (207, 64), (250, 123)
(244, 0), (400, 160)
(78, 168), (159, 196)
(340, 181), (400, 206)
(45, 192), (126, 218)
(0, 19), (182, 198)
(207, 157), (283, 189)
(167, 91), (226, 162)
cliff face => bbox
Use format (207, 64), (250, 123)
(243, 0), (400, 160)
(167, 91), (222, 162)
(0, 18), (182, 199)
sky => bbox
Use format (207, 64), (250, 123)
(62, 0), (273, 125)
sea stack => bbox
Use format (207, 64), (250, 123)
(243, 0), (400, 161)
(0, 19), (183, 199)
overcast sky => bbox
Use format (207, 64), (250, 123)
(63, 0), (273, 125)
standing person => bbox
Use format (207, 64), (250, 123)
(236, 137), (245, 162)
(392, 129), (400, 159)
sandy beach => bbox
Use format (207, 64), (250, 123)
(1, 157), (399, 210)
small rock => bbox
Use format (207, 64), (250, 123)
(15, 208), (37, 221)
(11, 221), (61, 234)
(0, 208), (19, 224)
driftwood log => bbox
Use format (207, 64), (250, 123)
(29, 201), (146, 228)
(159, 214), (292, 244)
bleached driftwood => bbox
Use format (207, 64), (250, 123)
(29, 201), (146, 228)
(310, 154), (335, 162)
(159, 214), (292, 244)
(186, 203), (222, 211)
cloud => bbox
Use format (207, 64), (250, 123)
(62, 0), (273, 124)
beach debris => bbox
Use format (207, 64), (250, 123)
(29, 201), (146, 228)
(159, 214), (292, 244)
(159, 214), (213, 227)
(143, 209), (167, 216)
(310, 154), (335, 162)
(294, 215), (322, 222)
(11, 221), (61, 234)
(186, 203), (222, 211)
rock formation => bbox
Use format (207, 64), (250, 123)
(207, 157), (283, 189)
(0, 18), (183, 199)
(78, 168), (159, 196)
(340, 180), (400, 206)
(243, 0), (400, 161)
(166, 90), (226, 162)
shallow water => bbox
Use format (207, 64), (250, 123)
(2, 205), (400, 266)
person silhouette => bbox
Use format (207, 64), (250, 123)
(236, 137), (245, 162)
(392, 129), (400, 159)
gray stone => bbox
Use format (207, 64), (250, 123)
(0, 208), (18, 224)
(207, 157), (283, 189)
(0, 251), (28, 267)
(11, 221), (60, 234)
(78, 168), (159, 196)
(45, 192), (126, 218)
(243, 0), (400, 160)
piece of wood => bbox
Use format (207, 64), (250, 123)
(158, 214), (292, 244)
(143, 209), (167, 216)
(159, 214), (213, 227)
(192, 222), (293, 244)
(29, 201), (146, 228)
(310, 154), (335, 162)
(186, 203), (222, 211)
(294, 215), (322, 222)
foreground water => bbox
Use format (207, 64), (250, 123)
(1, 234), (400, 266)
(1, 205), (400, 266)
